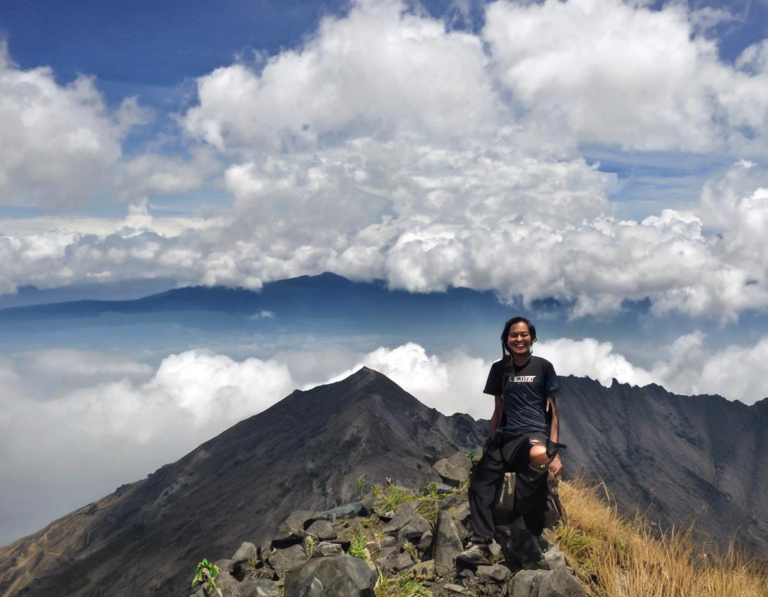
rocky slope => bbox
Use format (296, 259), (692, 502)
(1, 369), (767, 596)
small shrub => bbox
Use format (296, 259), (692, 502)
(377, 485), (417, 513)
(348, 527), (372, 563)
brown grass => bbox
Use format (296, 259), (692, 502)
(554, 479), (768, 597)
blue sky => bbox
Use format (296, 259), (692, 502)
(2, 0), (768, 545)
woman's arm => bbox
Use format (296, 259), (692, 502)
(547, 396), (562, 475)
(490, 394), (503, 438)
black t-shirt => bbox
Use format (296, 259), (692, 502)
(483, 355), (560, 434)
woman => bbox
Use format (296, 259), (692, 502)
(457, 316), (562, 565)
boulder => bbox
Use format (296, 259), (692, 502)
(506, 568), (588, 597)
(212, 570), (239, 596)
(440, 493), (471, 526)
(237, 579), (280, 597)
(396, 514), (431, 545)
(311, 542), (344, 558)
(434, 510), (463, 577)
(375, 550), (417, 576)
(273, 511), (316, 548)
(382, 501), (420, 535)
(507, 569), (547, 597)
(268, 544), (308, 574)
(433, 452), (473, 486)
(229, 542), (258, 577)
(410, 559), (436, 581)
(477, 564), (512, 583)
(284, 554), (377, 597)
(307, 520), (337, 541)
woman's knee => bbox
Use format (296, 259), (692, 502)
(529, 443), (549, 465)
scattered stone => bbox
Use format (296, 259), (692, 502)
(538, 567), (589, 597)
(229, 542), (258, 577)
(360, 494), (376, 517)
(268, 544), (308, 574)
(284, 554), (377, 597)
(212, 569), (239, 595)
(380, 536), (398, 548)
(507, 569), (547, 597)
(454, 519), (468, 543)
(312, 542), (344, 558)
(477, 564), (512, 583)
(376, 550), (416, 576)
(445, 583), (466, 593)
(238, 578), (280, 597)
(397, 513), (431, 545)
(410, 559), (436, 581)
(382, 502), (420, 535)
(316, 502), (366, 521)
(307, 520), (337, 541)
(273, 510), (316, 548)
(459, 568), (475, 579)
(434, 511), (463, 577)
(417, 529), (433, 557)
(433, 452), (473, 487)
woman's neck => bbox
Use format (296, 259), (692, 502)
(512, 353), (532, 367)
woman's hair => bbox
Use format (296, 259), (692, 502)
(500, 316), (537, 359)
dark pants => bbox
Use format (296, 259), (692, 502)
(468, 432), (549, 544)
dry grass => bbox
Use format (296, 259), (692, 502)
(554, 479), (768, 597)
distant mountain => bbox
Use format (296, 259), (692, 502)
(1, 370), (766, 596)
(0, 273), (511, 325)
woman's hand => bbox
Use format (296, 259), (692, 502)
(548, 454), (562, 476)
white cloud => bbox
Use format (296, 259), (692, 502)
(3, 334), (768, 545)
(484, 0), (768, 152)
(0, 43), (142, 206)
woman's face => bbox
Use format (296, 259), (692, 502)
(507, 321), (533, 356)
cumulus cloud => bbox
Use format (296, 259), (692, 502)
(485, 0), (768, 152)
(0, 43), (142, 206)
(3, 1), (768, 322)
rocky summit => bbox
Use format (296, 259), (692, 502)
(1, 367), (767, 596)
(186, 458), (586, 597)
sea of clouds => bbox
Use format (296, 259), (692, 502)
(2, 335), (768, 545)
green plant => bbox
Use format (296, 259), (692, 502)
(191, 558), (219, 592)
(357, 476), (365, 496)
(303, 534), (318, 557)
(348, 527), (372, 563)
(375, 571), (433, 597)
(376, 484), (416, 513)
(416, 499), (438, 526)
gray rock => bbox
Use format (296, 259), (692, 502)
(284, 554), (377, 597)
(238, 578), (280, 597)
(440, 493), (471, 525)
(307, 520), (337, 541)
(312, 542), (344, 558)
(433, 452), (473, 486)
(506, 568), (588, 597)
(538, 568), (589, 597)
(397, 513), (431, 545)
(302, 578), (324, 597)
(360, 494), (376, 516)
(454, 519), (468, 543)
(316, 502), (365, 520)
(434, 510), (463, 577)
(445, 583), (466, 593)
(477, 564), (512, 583)
(417, 529), (433, 558)
(380, 536), (398, 548)
(375, 550), (416, 575)
(507, 569), (547, 597)
(269, 544), (309, 574)
(410, 559), (435, 581)
(230, 542), (258, 576)
(273, 510), (316, 547)
(382, 501), (420, 535)
(189, 587), (205, 597)
(212, 570), (239, 596)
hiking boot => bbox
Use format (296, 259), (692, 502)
(456, 543), (492, 566)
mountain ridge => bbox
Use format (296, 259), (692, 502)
(2, 369), (767, 596)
